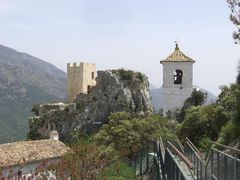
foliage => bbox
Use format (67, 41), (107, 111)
(137, 72), (145, 83)
(178, 81), (240, 146)
(217, 83), (240, 144)
(40, 137), (136, 180)
(176, 89), (207, 122)
(233, 86), (240, 126)
(112, 69), (145, 82)
(198, 135), (212, 151)
(95, 112), (176, 158)
(217, 84), (239, 112)
(178, 105), (230, 145)
(0, 136), (136, 179)
(111, 69), (134, 81)
(227, 0), (240, 44)
(32, 104), (40, 116)
(43, 139), (105, 179)
(218, 120), (240, 144)
(97, 161), (136, 180)
(186, 89), (207, 107)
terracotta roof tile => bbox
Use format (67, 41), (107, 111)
(161, 44), (195, 62)
(0, 139), (70, 167)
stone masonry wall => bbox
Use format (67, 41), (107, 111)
(161, 62), (194, 115)
(67, 62), (96, 102)
(28, 69), (153, 143)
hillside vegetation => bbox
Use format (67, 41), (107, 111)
(177, 82), (240, 149)
(0, 45), (66, 143)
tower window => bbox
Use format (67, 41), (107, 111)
(92, 72), (94, 80)
(87, 85), (91, 94)
(174, 69), (183, 84)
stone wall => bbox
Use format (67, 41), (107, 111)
(161, 62), (194, 115)
(67, 62), (96, 102)
(28, 69), (153, 143)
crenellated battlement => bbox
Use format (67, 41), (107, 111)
(67, 62), (96, 68)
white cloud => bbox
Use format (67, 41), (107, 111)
(0, 2), (19, 14)
(8, 22), (33, 32)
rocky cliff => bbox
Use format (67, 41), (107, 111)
(28, 69), (153, 142)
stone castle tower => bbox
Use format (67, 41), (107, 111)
(67, 62), (96, 102)
(160, 44), (195, 115)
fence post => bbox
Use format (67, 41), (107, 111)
(146, 143), (149, 171)
(217, 151), (220, 180)
(224, 155), (227, 180)
(210, 149), (213, 180)
(234, 151), (237, 180)
(140, 150), (142, 176)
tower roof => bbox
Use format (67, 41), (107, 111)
(160, 44), (195, 63)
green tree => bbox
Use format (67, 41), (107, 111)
(218, 67), (240, 144)
(217, 84), (239, 112)
(178, 104), (230, 146)
(176, 89), (207, 122)
(227, 0), (240, 44)
(95, 112), (176, 158)
(33, 137), (136, 180)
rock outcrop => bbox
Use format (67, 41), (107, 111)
(28, 69), (153, 142)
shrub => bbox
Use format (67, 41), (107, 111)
(198, 135), (211, 151)
(43, 137), (135, 180)
(177, 104), (230, 145)
(95, 112), (176, 158)
(218, 120), (240, 145)
(97, 160), (136, 180)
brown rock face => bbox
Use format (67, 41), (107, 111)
(28, 69), (153, 143)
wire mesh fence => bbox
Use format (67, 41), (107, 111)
(164, 148), (193, 180)
(129, 141), (157, 177)
(184, 141), (206, 179)
(185, 138), (240, 180)
(130, 138), (240, 180)
(210, 148), (240, 180)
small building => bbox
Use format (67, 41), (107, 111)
(160, 44), (195, 116)
(0, 131), (70, 178)
(67, 62), (97, 102)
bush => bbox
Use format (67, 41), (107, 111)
(95, 112), (176, 157)
(198, 136), (211, 151)
(97, 160), (136, 180)
(218, 120), (240, 145)
(177, 104), (230, 145)
(39, 136), (136, 180)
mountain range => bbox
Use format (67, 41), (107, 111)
(0, 44), (217, 143)
(0, 45), (66, 143)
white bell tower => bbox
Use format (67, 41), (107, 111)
(160, 43), (195, 116)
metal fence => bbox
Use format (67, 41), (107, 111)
(130, 138), (240, 180)
(209, 148), (240, 180)
(130, 142), (156, 177)
(184, 138), (206, 179)
(184, 138), (240, 180)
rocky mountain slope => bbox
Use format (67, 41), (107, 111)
(0, 44), (217, 143)
(0, 45), (66, 143)
(28, 69), (153, 142)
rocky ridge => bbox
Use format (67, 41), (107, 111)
(0, 44), (66, 143)
(28, 69), (153, 142)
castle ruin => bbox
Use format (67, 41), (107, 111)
(67, 62), (96, 102)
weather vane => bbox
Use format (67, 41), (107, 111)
(174, 39), (180, 45)
(174, 39), (180, 50)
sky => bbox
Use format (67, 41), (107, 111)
(0, 0), (239, 96)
